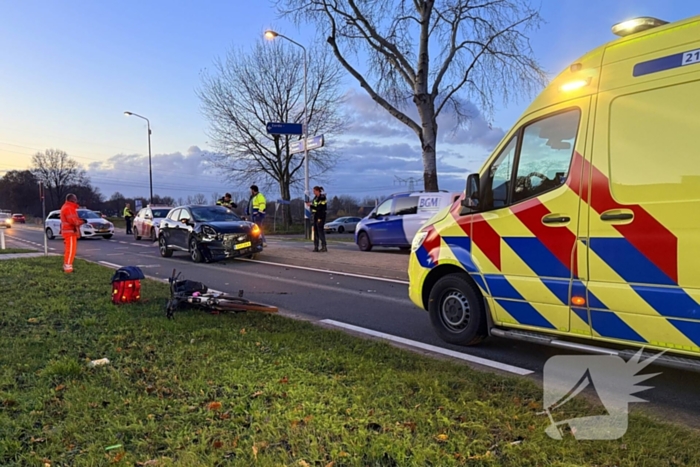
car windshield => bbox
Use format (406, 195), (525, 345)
(191, 206), (240, 222)
(152, 209), (170, 218)
(0, 213), (9, 219)
(77, 210), (101, 219)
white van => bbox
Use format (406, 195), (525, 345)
(355, 191), (461, 251)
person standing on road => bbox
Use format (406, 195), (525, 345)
(311, 186), (328, 252)
(246, 185), (267, 246)
(123, 203), (135, 235)
(60, 193), (86, 274)
(216, 193), (237, 209)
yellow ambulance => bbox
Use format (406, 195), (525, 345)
(408, 15), (700, 370)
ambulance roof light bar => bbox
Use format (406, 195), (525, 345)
(612, 17), (668, 37)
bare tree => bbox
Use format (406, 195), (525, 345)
(31, 149), (87, 209)
(186, 193), (208, 205)
(276, 0), (547, 191)
(197, 38), (345, 226)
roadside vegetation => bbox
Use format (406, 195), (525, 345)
(1, 257), (698, 466)
(0, 248), (36, 255)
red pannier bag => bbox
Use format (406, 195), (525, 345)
(111, 266), (145, 305)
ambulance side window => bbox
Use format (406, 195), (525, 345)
(512, 109), (580, 203)
(481, 136), (518, 211)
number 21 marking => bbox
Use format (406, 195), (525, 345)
(682, 49), (700, 66)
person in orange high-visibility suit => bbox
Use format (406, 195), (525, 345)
(60, 193), (85, 273)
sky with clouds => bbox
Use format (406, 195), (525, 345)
(1, 1), (699, 202)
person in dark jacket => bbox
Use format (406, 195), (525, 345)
(216, 193), (237, 209)
(310, 186), (327, 252)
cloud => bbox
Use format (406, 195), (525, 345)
(342, 88), (506, 150)
(319, 139), (476, 198)
(86, 146), (234, 200)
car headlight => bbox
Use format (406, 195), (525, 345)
(411, 231), (428, 252)
(202, 225), (218, 239)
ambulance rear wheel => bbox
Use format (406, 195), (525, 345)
(428, 274), (486, 346)
(46, 228), (55, 240)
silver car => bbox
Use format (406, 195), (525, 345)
(324, 216), (361, 234)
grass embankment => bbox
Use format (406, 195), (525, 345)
(0, 248), (36, 255)
(0, 257), (698, 466)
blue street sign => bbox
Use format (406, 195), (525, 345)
(290, 134), (325, 154)
(266, 122), (303, 135)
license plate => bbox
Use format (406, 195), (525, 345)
(234, 241), (252, 250)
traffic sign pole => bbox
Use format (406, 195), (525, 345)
(40, 182), (47, 256)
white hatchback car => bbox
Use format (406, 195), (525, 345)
(132, 205), (172, 241)
(45, 209), (115, 240)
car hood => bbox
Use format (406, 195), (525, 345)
(202, 221), (253, 234)
(87, 219), (111, 225)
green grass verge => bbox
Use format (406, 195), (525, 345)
(1, 257), (699, 466)
(107, 217), (126, 229)
(0, 248), (36, 255)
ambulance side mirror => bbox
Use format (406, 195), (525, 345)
(461, 173), (480, 211)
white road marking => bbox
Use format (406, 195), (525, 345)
(135, 264), (161, 268)
(237, 258), (409, 285)
(106, 253), (124, 256)
(119, 241), (128, 244)
(114, 247), (130, 250)
(99, 261), (122, 269)
(320, 319), (533, 376)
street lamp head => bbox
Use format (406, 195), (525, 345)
(264, 30), (278, 40)
(124, 111), (132, 116)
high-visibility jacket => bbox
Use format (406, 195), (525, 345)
(216, 197), (237, 209)
(247, 193), (266, 216)
(60, 201), (83, 237)
(123, 207), (134, 218)
(311, 194), (327, 221)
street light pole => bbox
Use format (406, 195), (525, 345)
(264, 30), (310, 239)
(124, 111), (153, 205)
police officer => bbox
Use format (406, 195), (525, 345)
(123, 203), (135, 235)
(246, 185), (267, 246)
(216, 193), (237, 209)
(311, 186), (327, 252)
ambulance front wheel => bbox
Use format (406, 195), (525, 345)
(428, 274), (487, 346)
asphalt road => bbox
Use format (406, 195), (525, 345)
(5, 225), (700, 429)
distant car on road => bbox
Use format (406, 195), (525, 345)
(324, 216), (361, 234)
(133, 205), (172, 241)
(0, 212), (12, 228)
(45, 209), (114, 240)
(158, 205), (263, 263)
(12, 214), (26, 224)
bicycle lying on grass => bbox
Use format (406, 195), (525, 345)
(165, 269), (278, 319)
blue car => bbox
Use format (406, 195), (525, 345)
(355, 191), (461, 251)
